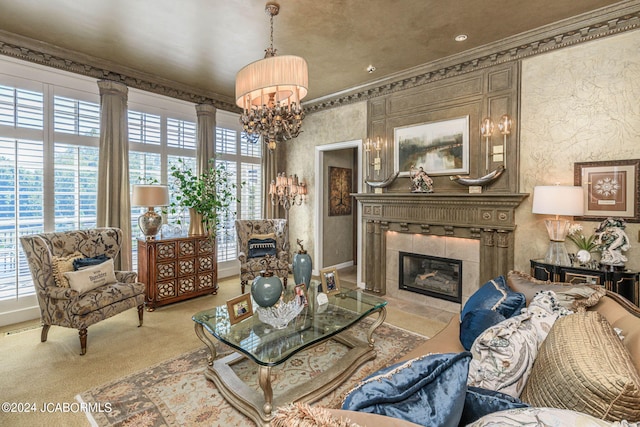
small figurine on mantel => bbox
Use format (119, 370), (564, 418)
(595, 217), (631, 268)
(409, 165), (434, 193)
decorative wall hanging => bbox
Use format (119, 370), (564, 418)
(394, 116), (469, 176)
(574, 159), (640, 222)
(328, 166), (352, 216)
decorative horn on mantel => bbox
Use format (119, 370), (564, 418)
(449, 165), (506, 187)
(365, 171), (400, 188)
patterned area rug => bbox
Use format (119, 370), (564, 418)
(76, 320), (428, 427)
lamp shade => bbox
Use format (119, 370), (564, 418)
(131, 185), (170, 207)
(235, 55), (308, 110)
(532, 185), (584, 216)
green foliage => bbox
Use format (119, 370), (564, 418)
(169, 158), (238, 240)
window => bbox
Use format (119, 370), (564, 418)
(0, 69), (101, 304)
(0, 57), (263, 321)
(215, 111), (262, 263)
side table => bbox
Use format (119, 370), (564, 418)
(530, 259), (639, 307)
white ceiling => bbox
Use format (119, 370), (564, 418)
(0, 0), (623, 105)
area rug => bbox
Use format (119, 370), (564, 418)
(76, 320), (428, 427)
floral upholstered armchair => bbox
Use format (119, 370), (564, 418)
(19, 228), (145, 355)
(235, 219), (290, 293)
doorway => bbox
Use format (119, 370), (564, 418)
(314, 140), (363, 288)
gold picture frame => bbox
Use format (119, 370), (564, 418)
(574, 159), (640, 222)
(226, 293), (253, 325)
(320, 267), (340, 295)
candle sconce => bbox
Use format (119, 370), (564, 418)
(480, 114), (513, 172)
(364, 137), (384, 178)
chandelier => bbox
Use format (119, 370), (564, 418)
(235, 2), (308, 151)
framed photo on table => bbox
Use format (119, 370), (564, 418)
(574, 159), (640, 222)
(226, 293), (253, 325)
(394, 116), (469, 176)
(320, 267), (340, 295)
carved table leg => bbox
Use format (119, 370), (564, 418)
(258, 365), (273, 418)
(194, 322), (217, 366)
(367, 307), (387, 347)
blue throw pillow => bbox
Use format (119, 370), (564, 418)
(459, 386), (529, 426)
(73, 254), (109, 271)
(460, 309), (506, 351)
(460, 276), (525, 321)
(247, 238), (277, 258)
(342, 352), (472, 427)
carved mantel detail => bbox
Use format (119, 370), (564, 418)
(355, 192), (528, 295)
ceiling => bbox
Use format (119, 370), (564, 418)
(0, 0), (623, 105)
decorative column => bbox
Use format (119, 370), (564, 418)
(195, 103), (216, 175)
(496, 230), (512, 277)
(480, 229), (496, 285)
(365, 220), (375, 292)
(97, 80), (131, 270)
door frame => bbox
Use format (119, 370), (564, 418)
(314, 139), (364, 288)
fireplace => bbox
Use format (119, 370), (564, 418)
(399, 252), (462, 303)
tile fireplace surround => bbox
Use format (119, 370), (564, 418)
(355, 192), (528, 310)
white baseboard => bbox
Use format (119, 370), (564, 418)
(0, 305), (40, 327)
(312, 260), (354, 276)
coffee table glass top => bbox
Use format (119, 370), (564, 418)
(192, 284), (387, 367)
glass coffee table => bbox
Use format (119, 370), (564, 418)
(192, 283), (387, 426)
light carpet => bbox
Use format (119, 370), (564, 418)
(76, 320), (428, 427)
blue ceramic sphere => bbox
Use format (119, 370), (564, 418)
(251, 271), (283, 307)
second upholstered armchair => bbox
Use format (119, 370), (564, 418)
(235, 219), (290, 293)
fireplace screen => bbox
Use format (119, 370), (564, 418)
(399, 252), (462, 303)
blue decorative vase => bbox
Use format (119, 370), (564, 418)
(293, 251), (312, 290)
(251, 270), (283, 307)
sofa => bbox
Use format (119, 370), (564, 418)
(291, 270), (640, 427)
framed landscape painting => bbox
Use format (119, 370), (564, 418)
(394, 116), (469, 176)
(574, 159), (640, 222)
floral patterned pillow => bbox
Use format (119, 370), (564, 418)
(467, 291), (572, 398)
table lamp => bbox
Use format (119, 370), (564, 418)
(131, 185), (170, 240)
(532, 185), (584, 266)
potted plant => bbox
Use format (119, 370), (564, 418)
(169, 158), (238, 239)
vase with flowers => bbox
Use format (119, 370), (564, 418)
(169, 158), (238, 240)
(567, 223), (599, 266)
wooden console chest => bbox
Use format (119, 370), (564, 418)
(138, 236), (218, 311)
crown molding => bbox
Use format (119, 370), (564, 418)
(304, 1), (640, 113)
(0, 29), (239, 112)
(0, 2), (637, 115)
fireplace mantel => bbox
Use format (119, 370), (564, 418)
(354, 192), (529, 294)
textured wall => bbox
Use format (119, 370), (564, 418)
(283, 102), (367, 265)
(517, 29), (640, 272)
(286, 29), (640, 277)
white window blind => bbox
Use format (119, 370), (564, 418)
(54, 96), (100, 137)
(0, 85), (44, 130)
(128, 110), (161, 145)
(54, 144), (99, 231)
(0, 137), (44, 300)
(241, 162), (262, 220)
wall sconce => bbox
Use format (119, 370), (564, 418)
(364, 137), (384, 177)
(269, 172), (307, 215)
(480, 114), (513, 171)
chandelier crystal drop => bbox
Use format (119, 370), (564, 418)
(235, 2), (308, 151)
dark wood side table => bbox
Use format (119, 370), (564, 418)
(138, 235), (218, 311)
(530, 259), (639, 307)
